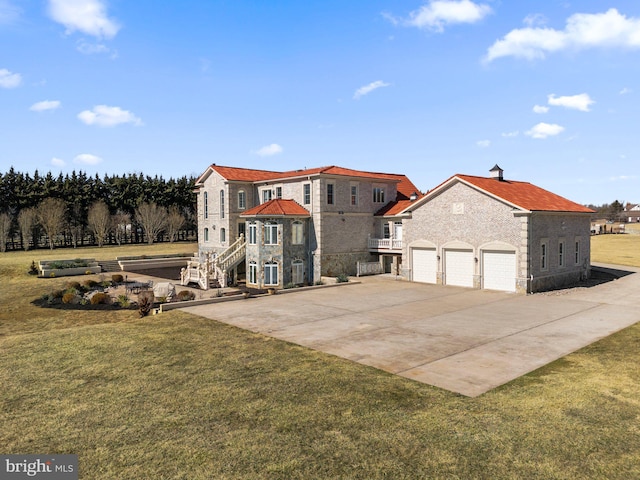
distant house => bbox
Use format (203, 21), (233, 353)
(624, 203), (640, 223)
(187, 164), (593, 294)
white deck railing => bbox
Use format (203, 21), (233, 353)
(368, 237), (402, 251)
(357, 261), (384, 277)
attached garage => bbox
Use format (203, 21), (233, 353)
(444, 249), (474, 288)
(482, 250), (516, 292)
(412, 248), (437, 284)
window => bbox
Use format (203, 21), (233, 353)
(248, 222), (257, 245)
(276, 186), (282, 199)
(303, 184), (311, 205)
(541, 242), (548, 270)
(351, 184), (358, 206)
(373, 187), (385, 203)
(558, 240), (565, 267)
(292, 260), (304, 285)
(262, 189), (272, 203)
(204, 192), (208, 219)
(292, 221), (304, 245)
(575, 240), (580, 265)
(220, 227), (226, 243)
(238, 190), (246, 210)
(383, 223), (390, 239)
(327, 183), (334, 205)
(204, 227), (209, 242)
(220, 190), (225, 218)
(238, 222), (246, 239)
(248, 261), (257, 284)
(265, 222), (278, 245)
(265, 262), (278, 286)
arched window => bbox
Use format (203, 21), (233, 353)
(238, 190), (246, 210)
(292, 259), (304, 285)
(292, 221), (303, 245)
(204, 228), (209, 242)
(220, 227), (226, 243)
(264, 261), (278, 286)
(265, 221), (278, 245)
(248, 222), (257, 244)
(248, 261), (257, 284)
(220, 190), (225, 218)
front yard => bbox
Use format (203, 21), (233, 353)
(1, 239), (639, 478)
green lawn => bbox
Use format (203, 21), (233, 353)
(1, 241), (639, 479)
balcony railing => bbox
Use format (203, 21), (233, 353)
(368, 237), (402, 251)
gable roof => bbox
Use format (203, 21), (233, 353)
(240, 199), (310, 217)
(404, 174), (593, 214)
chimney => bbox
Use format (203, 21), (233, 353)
(489, 164), (504, 181)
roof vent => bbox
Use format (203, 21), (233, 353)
(410, 191), (419, 201)
(489, 164), (504, 181)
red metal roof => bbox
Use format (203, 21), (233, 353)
(455, 174), (594, 213)
(240, 199), (310, 217)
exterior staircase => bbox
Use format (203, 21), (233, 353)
(98, 260), (122, 273)
(181, 235), (246, 290)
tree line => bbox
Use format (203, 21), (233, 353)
(0, 168), (197, 252)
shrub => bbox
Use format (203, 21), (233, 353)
(284, 282), (297, 289)
(51, 289), (65, 299)
(138, 290), (154, 317)
(83, 279), (99, 288)
(336, 273), (349, 283)
(62, 292), (77, 304)
(65, 281), (82, 291)
(177, 290), (195, 301)
(112, 274), (124, 283)
(49, 272), (56, 278)
(90, 292), (110, 305)
(315, 280), (324, 286)
(29, 260), (39, 275)
(116, 294), (130, 308)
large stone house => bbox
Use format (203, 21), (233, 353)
(187, 164), (592, 293)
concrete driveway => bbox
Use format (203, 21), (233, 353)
(182, 264), (640, 397)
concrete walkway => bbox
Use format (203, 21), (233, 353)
(182, 264), (640, 397)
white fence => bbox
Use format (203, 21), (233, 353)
(357, 261), (383, 277)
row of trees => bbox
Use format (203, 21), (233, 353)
(0, 168), (198, 252)
(585, 200), (627, 221)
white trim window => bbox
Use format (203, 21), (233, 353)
(220, 227), (226, 243)
(220, 190), (225, 218)
(350, 184), (358, 206)
(264, 261), (278, 286)
(373, 187), (385, 203)
(204, 227), (209, 242)
(265, 221), (278, 245)
(248, 261), (258, 284)
(303, 184), (311, 205)
(248, 222), (257, 245)
(558, 240), (565, 267)
(238, 190), (246, 210)
(292, 220), (304, 245)
(276, 186), (282, 199)
(262, 189), (272, 203)
(292, 259), (304, 285)
(204, 192), (208, 219)
(541, 241), (548, 271)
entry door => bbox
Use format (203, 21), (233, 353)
(444, 249), (474, 288)
(483, 251), (516, 292)
(412, 248), (437, 284)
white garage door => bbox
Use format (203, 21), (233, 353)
(483, 251), (516, 292)
(444, 249), (474, 288)
(412, 248), (437, 284)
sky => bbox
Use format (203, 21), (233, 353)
(1, 0), (640, 205)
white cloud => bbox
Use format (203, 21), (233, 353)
(48, 0), (120, 39)
(619, 87), (632, 95)
(78, 105), (143, 127)
(501, 131), (519, 137)
(523, 13), (547, 28)
(0, 0), (21, 24)
(74, 153), (102, 165)
(0, 68), (21, 88)
(548, 93), (594, 112)
(533, 105), (549, 114)
(485, 8), (640, 62)
(51, 157), (66, 167)
(404, 0), (492, 32)
(253, 144), (283, 157)
(476, 139), (490, 148)
(525, 122), (565, 139)
(30, 100), (61, 112)
(76, 40), (115, 57)
(353, 80), (390, 100)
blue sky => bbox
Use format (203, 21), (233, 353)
(2, 0), (640, 205)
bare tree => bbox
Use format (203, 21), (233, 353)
(135, 202), (167, 244)
(37, 198), (66, 249)
(111, 211), (131, 245)
(0, 213), (12, 252)
(87, 200), (111, 247)
(17, 207), (37, 250)
(165, 206), (185, 243)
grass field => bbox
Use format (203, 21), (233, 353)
(1, 240), (639, 479)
